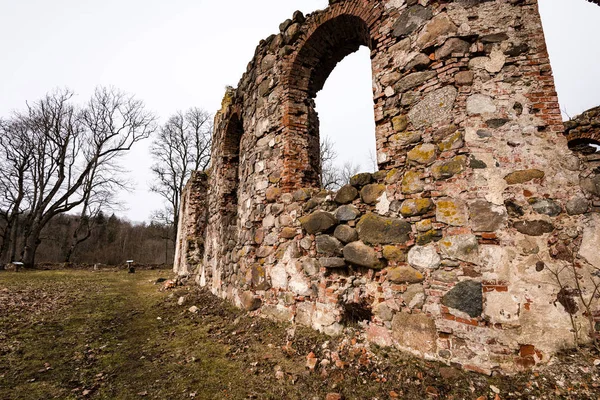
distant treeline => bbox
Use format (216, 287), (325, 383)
(1, 212), (174, 266)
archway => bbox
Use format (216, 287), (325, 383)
(281, 10), (380, 190)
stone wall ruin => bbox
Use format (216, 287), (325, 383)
(175, 0), (600, 373)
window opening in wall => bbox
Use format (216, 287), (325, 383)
(315, 46), (376, 190)
(221, 115), (243, 222)
(538, 0), (600, 121)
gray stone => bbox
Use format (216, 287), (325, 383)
(302, 258), (320, 276)
(416, 13), (457, 48)
(343, 241), (382, 269)
(466, 94), (496, 115)
(505, 169), (545, 185)
(334, 205), (360, 222)
(481, 33), (509, 43)
(360, 184), (386, 205)
(392, 5), (433, 38)
(316, 235), (343, 256)
(319, 257), (346, 268)
(470, 156), (487, 169)
(356, 212), (412, 245)
(435, 38), (470, 59)
(486, 118), (510, 128)
(531, 199), (562, 217)
(395, 71), (437, 93)
(299, 211), (337, 234)
(566, 197), (588, 215)
(432, 270), (458, 284)
(335, 184), (358, 204)
(350, 173), (373, 187)
(439, 234), (479, 262)
(514, 220), (554, 236)
(240, 291), (262, 311)
(431, 156), (467, 180)
(468, 200), (507, 232)
(580, 175), (600, 196)
(405, 53), (431, 71)
(334, 225), (358, 243)
(374, 303), (394, 321)
(476, 129), (493, 138)
(408, 245), (441, 269)
(455, 70), (474, 86)
(392, 131), (422, 146)
(403, 284), (425, 309)
(408, 86), (457, 129)
(442, 280), (483, 318)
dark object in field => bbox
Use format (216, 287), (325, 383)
(155, 278), (167, 284)
(128, 267), (136, 274)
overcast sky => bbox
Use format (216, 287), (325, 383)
(0, 0), (598, 223)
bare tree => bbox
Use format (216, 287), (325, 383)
(0, 118), (34, 263)
(10, 87), (157, 267)
(150, 107), (212, 235)
(320, 136), (361, 190)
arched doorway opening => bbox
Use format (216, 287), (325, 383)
(315, 47), (377, 190)
(282, 12), (379, 190)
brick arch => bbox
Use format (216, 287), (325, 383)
(564, 106), (600, 146)
(280, 1), (383, 191)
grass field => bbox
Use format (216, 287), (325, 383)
(1, 268), (599, 399)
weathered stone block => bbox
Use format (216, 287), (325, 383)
(407, 143), (437, 165)
(350, 173), (373, 187)
(360, 183), (386, 204)
(240, 291), (262, 311)
(391, 312), (437, 354)
(334, 225), (358, 243)
(504, 169), (545, 185)
(316, 235), (343, 256)
(408, 86), (457, 129)
(439, 234), (479, 262)
(514, 220), (554, 236)
(300, 211), (337, 234)
(436, 199), (468, 226)
(335, 184), (359, 204)
(408, 245), (441, 269)
(401, 170), (425, 194)
(468, 200), (507, 232)
(387, 265), (424, 283)
(334, 205), (360, 222)
(400, 198), (434, 217)
(356, 213), (412, 245)
(431, 155), (467, 180)
(343, 241), (382, 269)
(382, 245), (406, 262)
(442, 280), (483, 318)
(392, 5), (433, 38)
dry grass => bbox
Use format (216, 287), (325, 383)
(1, 268), (599, 399)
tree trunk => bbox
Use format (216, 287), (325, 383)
(21, 223), (42, 268)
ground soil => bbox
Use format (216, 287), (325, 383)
(1, 268), (599, 399)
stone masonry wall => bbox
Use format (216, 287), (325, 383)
(175, 0), (600, 373)
(173, 172), (208, 276)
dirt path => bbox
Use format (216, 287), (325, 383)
(1, 269), (599, 399)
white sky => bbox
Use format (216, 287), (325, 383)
(0, 0), (599, 222)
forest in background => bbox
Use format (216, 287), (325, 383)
(0, 212), (173, 266)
